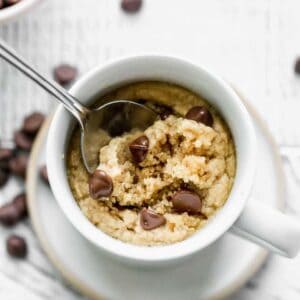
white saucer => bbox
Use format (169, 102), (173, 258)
(26, 93), (285, 300)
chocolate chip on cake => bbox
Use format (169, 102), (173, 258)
(171, 190), (202, 214)
(140, 208), (166, 230)
(121, 0), (142, 13)
(159, 106), (173, 120)
(185, 106), (213, 127)
(129, 135), (149, 163)
(23, 112), (45, 135)
(9, 153), (28, 178)
(14, 130), (34, 151)
(54, 64), (77, 86)
(40, 165), (49, 184)
(89, 169), (113, 199)
(6, 235), (27, 258)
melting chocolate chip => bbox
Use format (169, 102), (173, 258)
(129, 135), (149, 163)
(9, 153), (28, 178)
(0, 203), (19, 226)
(159, 106), (173, 120)
(185, 106), (213, 127)
(54, 64), (77, 86)
(89, 169), (113, 199)
(23, 112), (45, 135)
(121, 0), (142, 13)
(40, 165), (49, 184)
(172, 190), (202, 213)
(6, 235), (27, 258)
(14, 130), (34, 151)
(0, 169), (9, 187)
(140, 208), (166, 230)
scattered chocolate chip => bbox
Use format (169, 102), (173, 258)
(172, 190), (202, 214)
(9, 153), (28, 178)
(0, 193), (27, 226)
(89, 169), (113, 199)
(129, 135), (149, 163)
(0, 0), (4, 8)
(40, 165), (48, 184)
(5, 0), (21, 6)
(133, 174), (139, 184)
(0, 169), (9, 187)
(185, 106), (213, 127)
(140, 208), (166, 230)
(54, 64), (77, 86)
(13, 193), (27, 219)
(0, 203), (19, 226)
(0, 148), (13, 171)
(14, 130), (34, 151)
(23, 112), (45, 135)
(6, 235), (27, 258)
(121, 0), (142, 13)
(295, 58), (300, 74)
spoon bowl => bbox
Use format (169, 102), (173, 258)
(81, 100), (157, 173)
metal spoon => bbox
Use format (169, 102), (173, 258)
(0, 40), (157, 173)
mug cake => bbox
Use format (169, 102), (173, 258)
(67, 81), (236, 246)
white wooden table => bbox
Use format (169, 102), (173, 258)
(1, 0), (300, 299)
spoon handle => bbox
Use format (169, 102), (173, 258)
(0, 39), (88, 126)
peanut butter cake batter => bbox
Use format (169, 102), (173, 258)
(67, 82), (236, 246)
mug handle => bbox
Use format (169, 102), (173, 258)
(229, 198), (300, 257)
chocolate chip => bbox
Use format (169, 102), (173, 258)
(9, 153), (28, 178)
(0, 0), (4, 8)
(0, 169), (9, 188)
(0, 203), (19, 226)
(40, 165), (48, 184)
(121, 0), (142, 13)
(0, 193), (27, 226)
(133, 174), (139, 184)
(140, 208), (166, 230)
(0, 148), (13, 171)
(89, 169), (113, 199)
(5, 0), (21, 6)
(13, 193), (27, 219)
(185, 106), (213, 127)
(23, 112), (45, 135)
(295, 58), (300, 74)
(172, 190), (202, 213)
(54, 64), (77, 86)
(14, 130), (34, 151)
(6, 235), (27, 258)
(159, 106), (173, 120)
(129, 135), (149, 163)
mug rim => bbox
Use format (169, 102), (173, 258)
(47, 54), (257, 264)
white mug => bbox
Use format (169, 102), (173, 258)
(47, 55), (300, 265)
